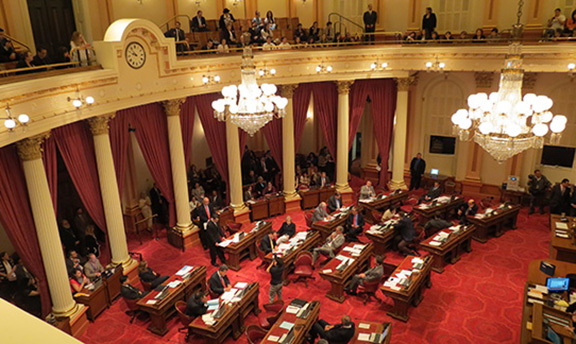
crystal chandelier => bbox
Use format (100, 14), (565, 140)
(450, 0), (567, 163)
(211, 47), (288, 136)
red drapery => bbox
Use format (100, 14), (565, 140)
(196, 93), (229, 185)
(109, 114), (129, 195)
(119, 103), (176, 227)
(0, 145), (51, 316)
(312, 82), (338, 158)
(42, 136), (58, 213)
(180, 97), (196, 168)
(293, 84), (313, 152)
(262, 118), (283, 171)
(349, 80), (373, 149)
(53, 122), (111, 264)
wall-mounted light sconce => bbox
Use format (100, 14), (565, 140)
(425, 56), (446, 72)
(2, 104), (29, 130)
(316, 61), (333, 73)
(67, 88), (95, 109)
(568, 63), (575, 80)
(258, 65), (276, 78)
(202, 74), (221, 85)
(370, 59), (389, 71)
(136, 0), (143, 4)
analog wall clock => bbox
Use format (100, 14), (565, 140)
(125, 42), (146, 69)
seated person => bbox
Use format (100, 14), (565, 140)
(83, 253), (104, 279)
(393, 212), (418, 256)
(318, 171), (330, 188)
(69, 268), (90, 294)
(423, 212), (452, 236)
(185, 290), (208, 317)
(312, 226), (345, 264)
(191, 182), (205, 201)
(458, 199), (479, 224)
(327, 191), (343, 213)
(209, 265), (231, 296)
(344, 255), (384, 295)
(202, 39), (216, 52)
(276, 216), (296, 244)
(260, 232), (277, 254)
(309, 315), (355, 343)
(345, 207), (365, 242)
(244, 185), (255, 202)
(382, 206), (398, 222)
(299, 172), (311, 187)
(311, 202), (330, 223)
(65, 250), (84, 275)
(120, 275), (149, 300)
(359, 181), (376, 200)
(210, 190), (223, 210)
(138, 261), (169, 289)
(191, 10), (208, 32)
(263, 181), (277, 196)
(254, 176), (267, 197)
(419, 181), (442, 203)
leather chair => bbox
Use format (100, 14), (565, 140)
(123, 297), (144, 323)
(140, 279), (152, 292)
(207, 281), (218, 299)
(263, 299), (284, 313)
(258, 308), (283, 330)
(245, 324), (268, 344)
(357, 277), (383, 305)
(304, 211), (313, 229)
(292, 251), (315, 287)
(255, 245), (269, 270)
(400, 197), (418, 213)
(227, 222), (243, 236)
(174, 300), (193, 342)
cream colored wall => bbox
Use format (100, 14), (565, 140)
(177, 0), (219, 20)
(296, 0), (315, 27)
(299, 93), (316, 154)
(380, 0), (409, 32)
(225, 1), (247, 19)
(111, 0), (168, 25)
(258, 0), (288, 18)
(0, 1), (36, 52)
(130, 133), (155, 196)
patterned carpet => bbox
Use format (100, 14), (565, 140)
(78, 185), (550, 344)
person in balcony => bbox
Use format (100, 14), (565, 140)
(15, 51), (37, 75)
(191, 10), (208, 32)
(219, 8), (235, 31)
(422, 7), (437, 39)
(264, 10), (276, 31)
(309, 21), (320, 42)
(0, 39), (17, 63)
(217, 38), (229, 54)
(70, 31), (92, 66)
(472, 28), (486, 43)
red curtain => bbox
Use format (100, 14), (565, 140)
(370, 79), (398, 188)
(262, 118), (283, 171)
(349, 80), (373, 149)
(180, 97), (196, 168)
(109, 114), (129, 194)
(42, 136), (58, 213)
(293, 84), (313, 152)
(0, 145), (51, 316)
(196, 93), (229, 185)
(120, 103), (176, 227)
(312, 82), (338, 158)
(53, 122), (111, 264)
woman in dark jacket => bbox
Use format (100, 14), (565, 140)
(422, 7), (437, 39)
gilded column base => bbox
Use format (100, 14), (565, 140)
(232, 206), (251, 224)
(283, 190), (301, 201)
(174, 222), (197, 233)
(388, 179), (408, 191)
(53, 302), (80, 318)
(335, 183), (352, 193)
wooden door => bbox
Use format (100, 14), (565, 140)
(27, 0), (76, 56)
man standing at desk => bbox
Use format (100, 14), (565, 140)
(207, 215), (227, 267)
(528, 169), (551, 215)
(344, 255), (384, 295)
(409, 153), (426, 191)
(312, 226), (345, 264)
(209, 265), (231, 296)
(359, 181), (376, 200)
(309, 315), (355, 343)
(311, 202), (331, 223)
(345, 207), (365, 242)
(260, 232), (277, 254)
(196, 197), (216, 250)
(550, 179), (572, 215)
(419, 181), (442, 203)
(327, 191), (342, 213)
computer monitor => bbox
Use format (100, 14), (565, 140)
(430, 168), (439, 175)
(546, 277), (570, 292)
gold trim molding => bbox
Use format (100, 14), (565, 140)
(16, 132), (50, 161)
(87, 114), (115, 136)
(162, 98), (186, 117)
(335, 80), (354, 95)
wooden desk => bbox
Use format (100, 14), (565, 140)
(422, 173), (450, 190)
(104, 266), (122, 302)
(468, 204), (520, 243)
(365, 225), (396, 257)
(299, 188), (321, 209)
(264, 231), (321, 285)
(218, 207), (235, 228)
(137, 265), (207, 336)
(312, 209), (350, 241)
(189, 282), (260, 344)
(74, 280), (109, 321)
(500, 188), (529, 206)
(223, 221), (273, 271)
(549, 215), (576, 263)
(349, 321), (392, 344)
(358, 191), (409, 224)
(248, 198), (269, 221)
(319, 243), (373, 303)
(412, 196), (464, 223)
(419, 224), (476, 273)
(261, 300), (320, 344)
(520, 259), (576, 344)
(380, 255), (432, 322)
(319, 187), (336, 203)
(268, 195), (286, 217)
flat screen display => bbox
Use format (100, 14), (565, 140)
(429, 135), (456, 155)
(541, 145), (575, 168)
(546, 277), (570, 292)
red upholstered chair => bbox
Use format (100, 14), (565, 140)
(175, 301), (193, 341)
(140, 279), (152, 292)
(357, 277), (383, 305)
(480, 196), (494, 210)
(227, 222), (243, 235)
(304, 212), (313, 229)
(292, 251), (315, 287)
(245, 324), (268, 344)
(258, 308), (283, 330)
(400, 197), (418, 213)
(263, 299), (284, 313)
(123, 297), (144, 323)
(255, 245), (269, 270)
(207, 281), (218, 299)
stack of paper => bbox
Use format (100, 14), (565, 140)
(234, 282), (248, 289)
(202, 313), (215, 326)
(286, 305), (300, 314)
(221, 289), (238, 303)
(437, 196), (451, 203)
(166, 280), (182, 288)
(412, 257), (424, 264)
(217, 240), (233, 248)
(175, 265), (194, 276)
(357, 333), (371, 341)
(556, 222), (569, 230)
(279, 321), (294, 330)
(207, 299), (219, 311)
(358, 323), (371, 329)
(429, 241), (442, 246)
(417, 204), (430, 209)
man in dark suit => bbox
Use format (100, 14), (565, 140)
(363, 4), (378, 43)
(528, 169), (551, 215)
(206, 215), (227, 267)
(550, 179), (572, 215)
(409, 153), (426, 190)
(327, 191), (342, 213)
(32, 47), (50, 71)
(254, 176), (266, 197)
(209, 265), (231, 296)
(309, 315), (355, 343)
(120, 276), (148, 300)
(260, 232), (277, 254)
(318, 171), (330, 188)
(210, 190), (223, 210)
(150, 183), (167, 225)
(458, 199), (479, 225)
(191, 10), (208, 32)
(419, 181), (442, 203)
(394, 213), (418, 256)
(345, 207), (365, 242)
(424, 212), (453, 236)
(164, 21), (188, 54)
(277, 216), (296, 244)
(186, 290), (208, 316)
(344, 255), (384, 295)
(196, 197), (216, 249)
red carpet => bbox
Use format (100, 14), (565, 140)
(78, 189), (550, 344)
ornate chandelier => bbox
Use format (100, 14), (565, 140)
(211, 47), (287, 136)
(450, 1), (566, 163)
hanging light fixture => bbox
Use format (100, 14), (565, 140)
(370, 58), (388, 71)
(202, 74), (221, 85)
(2, 104), (29, 130)
(211, 47), (288, 136)
(258, 65), (276, 78)
(425, 55), (445, 72)
(67, 88), (95, 109)
(451, 0), (566, 163)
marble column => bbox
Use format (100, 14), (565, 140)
(162, 99), (193, 231)
(87, 115), (134, 269)
(16, 134), (78, 317)
(335, 80), (354, 196)
(226, 118), (250, 223)
(280, 84), (301, 212)
(389, 77), (413, 190)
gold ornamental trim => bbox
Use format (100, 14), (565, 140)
(16, 132), (50, 161)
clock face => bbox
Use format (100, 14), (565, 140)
(125, 42), (146, 69)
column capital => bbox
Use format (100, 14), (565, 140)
(16, 133), (50, 161)
(395, 77), (416, 91)
(335, 80), (354, 95)
(87, 114), (115, 136)
(279, 84), (299, 98)
(162, 98), (186, 117)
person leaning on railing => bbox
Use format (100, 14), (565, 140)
(0, 39), (17, 63)
(15, 51), (37, 75)
(70, 31), (92, 66)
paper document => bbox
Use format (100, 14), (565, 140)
(217, 240), (232, 248)
(167, 280), (182, 288)
(279, 321), (294, 330)
(556, 222), (569, 230)
(429, 241), (442, 246)
(267, 335), (280, 342)
(322, 269), (333, 274)
(221, 289), (238, 302)
(146, 299), (157, 305)
(357, 333), (371, 341)
(358, 323), (371, 329)
(234, 282), (248, 289)
(286, 305), (300, 314)
(202, 313), (215, 326)
(207, 299), (219, 311)
(175, 265), (194, 276)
